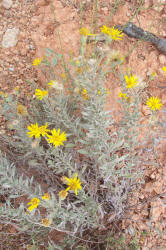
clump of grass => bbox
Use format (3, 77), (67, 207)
(0, 20), (164, 248)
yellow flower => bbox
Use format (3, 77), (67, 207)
(65, 173), (82, 195)
(42, 193), (50, 200)
(58, 190), (68, 200)
(27, 197), (40, 212)
(35, 89), (48, 100)
(82, 88), (89, 100)
(125, 74), (138, 88)
(100, 25), (123, 40)
(32, 57), (42, 66)
(27, 123), (41, 139)
(14, 86), (20, 92)
(17, 104), (28, 116)
(119, 92), (127, 99)
(61, 73), (68, 80)
(46, 128), (67, 148)
(80, 27), (96, 36)
(98, 90), (101, 95)
(75, 60), (80, 65)
(162, 66), (166, 74)
(109, 26), (123, 40)
(39, 123), (50, 137)
(100, 25), (111, 35)
(146, 96), (162, 111)
(42, 218), (51, 227)
(151, 72), (157, 77)
(27, 123), (49, 139)
(47, 80), (55, 87)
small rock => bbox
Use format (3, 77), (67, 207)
(2, 27), (19, 48)
(150, 173), (156, 179)
(9, 67), (14, 72)
(2, 0), (13, 9)
(139, 194), (144, 199)
(29, 44), (34, 50)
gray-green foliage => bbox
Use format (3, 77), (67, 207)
(0, 45), (146, 245)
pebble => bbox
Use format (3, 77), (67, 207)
(2, 0), (13, 9)
(2, 27), (19, 48)
(9, 67), (14, 72)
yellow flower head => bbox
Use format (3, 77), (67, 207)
(61, 73), (68, 80)
(35, 89), (48, 100)
(27, 123), (41, 139)
(39, 123), (50, 137)
(65, 173), (82, 195)
(42, 193), (50, 200)
(100, 25), (111, 35)
(151, 72), (157, 78)
(32, 57), (42, 66)
(146, 96), (162, 111)
(46, 128), (67, 148)
(98, 90), (101, 95)
(17, 104), (28, 116)
(42, 218), (51, 227)
(109, 26), (123, 40)
(81, 88), (89, 100)
(14, 86), (20, 92)
(80, 27), (96, 36)
(100, 25), (123, 40)
(119, 92), (127, 99)
(47, 80), (55, 87)
(162, 66), (166, 74)
(125, 74), (138, 88)
(58, 190), (68, 200)
(27, 197), (40, 212)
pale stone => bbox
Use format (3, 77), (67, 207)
(2, 27), (19, 48)
(2, 0), (13, 9)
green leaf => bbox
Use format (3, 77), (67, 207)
(45, 48), (55, 56)
(77, 149), (89, 155)
(56, 53), (61, 59)
(52, 58), (57, 67)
